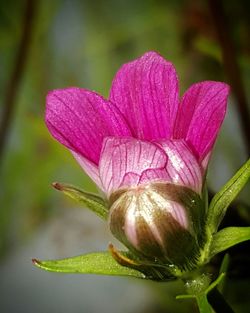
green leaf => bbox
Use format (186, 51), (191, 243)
(209, 227), (250, 259)
(218, 254), (230, 292)
(53, 182), (109, 219)
(207, 159), (250, 233)
(219, 253), (230, 275)
(32, 252), (145, 279)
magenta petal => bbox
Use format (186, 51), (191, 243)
(99, 137), (168, 195)
(174, 81), (230, 164)
(109, 51), (179, 140)
(45, 88), (132, 164)
(157, 140), (203, 194)
(71, 151), (103, 191)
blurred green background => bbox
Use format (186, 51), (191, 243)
(0, 0), (250, 312)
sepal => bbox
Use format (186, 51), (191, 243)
(109, 183), (206, 272)
(32, 252), (144, 278)
(109, 243), (177, 281)
(52, 182), (108, 219)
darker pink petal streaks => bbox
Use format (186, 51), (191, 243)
(157, 140), (203, 193)
(45, 51), (230, 195)
(109, 52), (179, 141)
(174, 82), (230, 162)
(46, 88), (131, 164)
(99, 137), (168, 194)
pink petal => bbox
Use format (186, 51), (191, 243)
(99, 137), (169, 195)
(109, 51), (179, 141)
(71, 151), (103, 191)
(45, 88), (132, 164)
(174, 81), (230, 164)
(121, 172), (141, 187)
(157, 140), (203, 194)
(139, 168), (171, 185)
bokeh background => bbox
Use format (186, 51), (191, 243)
(0, 0), (250, 312)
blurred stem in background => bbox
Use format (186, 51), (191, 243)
(0, 0), (37, 166)
(206, 1), (250, 279)
(208, 0), (250, 156)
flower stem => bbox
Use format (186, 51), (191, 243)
(0, 0), (37, 165)
(196, 294), (212, 313)
(207, 288), (235, 313)
(208, 0), (250, 156)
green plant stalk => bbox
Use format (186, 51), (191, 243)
(196, 294), (212, 313)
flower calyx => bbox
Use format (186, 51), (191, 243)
(108, 182), (207, 280)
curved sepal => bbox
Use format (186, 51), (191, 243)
(32, 252), (145, 278)
(52, 182), (108, 220)
(109, 244), (177, 281)
(207, 158), (250, 234)
(209, 227), (250, 259)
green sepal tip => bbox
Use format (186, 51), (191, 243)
(52, 182), (109, 220)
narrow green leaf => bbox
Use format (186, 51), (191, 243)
(176, 294), (195, 300)
(209, 227), (250, 259)
(218, 254), (230, 292)
(217, 253), (230, 293)
(53, 182), (109, 219)
(207, 159), (250, 233)
(219, 254), (230, 275)
(32, 252), (145, 279)
(205, 273), (225, 294)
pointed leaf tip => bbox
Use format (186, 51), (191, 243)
(32, 258), (41, 266)
(31, 252), (146, 278)
(51, 182), (109, 220)
(52, 182), (63, 191)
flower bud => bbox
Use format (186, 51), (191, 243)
(109, 182), (205, 269)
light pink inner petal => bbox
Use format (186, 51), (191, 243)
(109, 51), (179, 141)
(156, 139), (203, 194)
(174, 81), (230, 165)
(121, 172), (141, 187)
(139, 168), (171, 185)
(46, 88), (132, 165)
(99, 137), (168, 195)
(71, 151), (103, 191)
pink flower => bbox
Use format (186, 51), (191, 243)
(46, 52), (230, 263)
